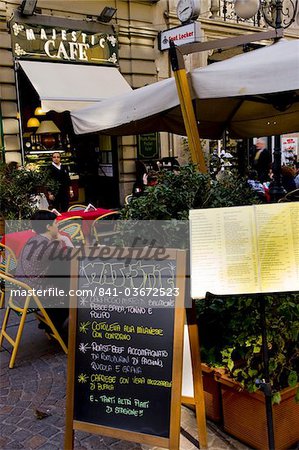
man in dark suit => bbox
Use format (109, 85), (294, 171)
(253, 138), (271, 183)
(47, 152), (73, 212)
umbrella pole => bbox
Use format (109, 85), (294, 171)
(169, 41), (207, 173)
(269, 135), (285, 202)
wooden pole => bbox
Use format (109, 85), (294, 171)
(185, 302), (208, 448)
(169, 41), (207, 173)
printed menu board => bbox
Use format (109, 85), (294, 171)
(65, 247), (186, 450)
(190, 203), (299, 298)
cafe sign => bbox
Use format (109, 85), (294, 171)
(138, 133), (160, 160)
(11, 22), (118, 65)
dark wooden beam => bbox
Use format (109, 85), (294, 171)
(171, 28), (283, 68)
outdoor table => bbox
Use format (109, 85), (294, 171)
(56, 208), (112, 237)
(1, 229), (74, 258)
(1, 208), (113, 257)
(1, 230), (36, 258)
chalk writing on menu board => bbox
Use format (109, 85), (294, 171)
(74, 257), (178, 438)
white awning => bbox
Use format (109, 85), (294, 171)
(71, 39), (299, 139)
(19, 60), (132, 113)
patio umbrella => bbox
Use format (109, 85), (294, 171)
(71, 39), (299, 139)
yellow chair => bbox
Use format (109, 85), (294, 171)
(67, 204), (86, 212)
(59, 222), (83, 246)
(91, 211), (120, 245)
(57, 216), (85, 245)
(125, 194), (133, 205)
(278, 188), (299, 203)
(284, 188), (299, 202)
(0, 243), (17, 308)
(0, 272), (68, 368)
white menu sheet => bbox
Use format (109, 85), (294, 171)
(190, 203), (299, 299)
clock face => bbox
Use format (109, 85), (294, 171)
(177, 0), (199, 23)
(177, 0), (193, 23)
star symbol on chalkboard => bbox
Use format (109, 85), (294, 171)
(79, 343), (91, 353)
(168, 262), (176, 273)
(79, 321), (90, 334)
(78, 373), (89, 383)
(79, 298), (89, 307)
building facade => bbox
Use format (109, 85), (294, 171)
(0, 0), (298, 207)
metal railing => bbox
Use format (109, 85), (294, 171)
(210, 0), (266, 27)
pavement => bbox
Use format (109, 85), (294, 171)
(0, 310), (251, 450)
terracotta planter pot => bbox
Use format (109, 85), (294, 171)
(219, 375), (299, 450)
(201, 363), (224, 422)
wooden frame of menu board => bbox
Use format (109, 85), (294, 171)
(182, 304), (208, 449)
(65, 247), (186, 450)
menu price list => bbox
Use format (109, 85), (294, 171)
(73, 258), (177, 438)
(190, 203), (299, 298)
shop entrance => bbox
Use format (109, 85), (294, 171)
(75, 134), (119, 209)
(17, 66), (120, 209)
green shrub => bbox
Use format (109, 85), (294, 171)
(120, 164), (260, 220)
(0, 163), (57, 220)
(196, 293), (299, 402)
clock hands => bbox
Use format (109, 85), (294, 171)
(180, 6), (191, 13)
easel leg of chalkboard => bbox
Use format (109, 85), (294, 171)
(64, 427), (74, 450)
(64, 305), (77, 450)
(186, 301), (208, 448)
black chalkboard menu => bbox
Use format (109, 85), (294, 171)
(65, 247), (186, 450)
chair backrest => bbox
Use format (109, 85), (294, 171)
(285, 188), (299, 202)
(59, 223), (82, 244)
(67, 204), (86, 212)
(91, 211), (120, 244)
(57, 215), (83, 226)
(0, 243), (17, 275)
(125, 194), (133, 205)
(57, 216), (85, 245)
(278, 188), (299, 203)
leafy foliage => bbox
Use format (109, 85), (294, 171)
(120, 163), (298, 402)
(196, 293), (299, 401)
(120, 164), (260, 220)
(0, 163), (57, 220)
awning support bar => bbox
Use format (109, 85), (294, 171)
(169, 41), (207, 173)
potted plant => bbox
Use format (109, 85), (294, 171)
(120, 164), (261, 421)
(197, 293), (299, 450)
(0, 162), (57, 231)
(121, 165), (298, 448)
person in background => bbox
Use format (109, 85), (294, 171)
(132, 170), (158, 197)
(146, 170), (158, 187)
(6, 161), (20, 173)
(253, 138), (271, 183)
(132, 181), (144, 198)
(281, 165), (296, 193)
(15, 210), (71, 337)
(294, 161), (299, 188)
(4, 161), (20, 180)
(247, 170), (266, 201)
(47, 152), (73, 212)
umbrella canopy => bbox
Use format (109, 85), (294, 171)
(71, 39), (299, 139)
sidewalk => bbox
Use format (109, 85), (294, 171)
(0, 311), (250, 450)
